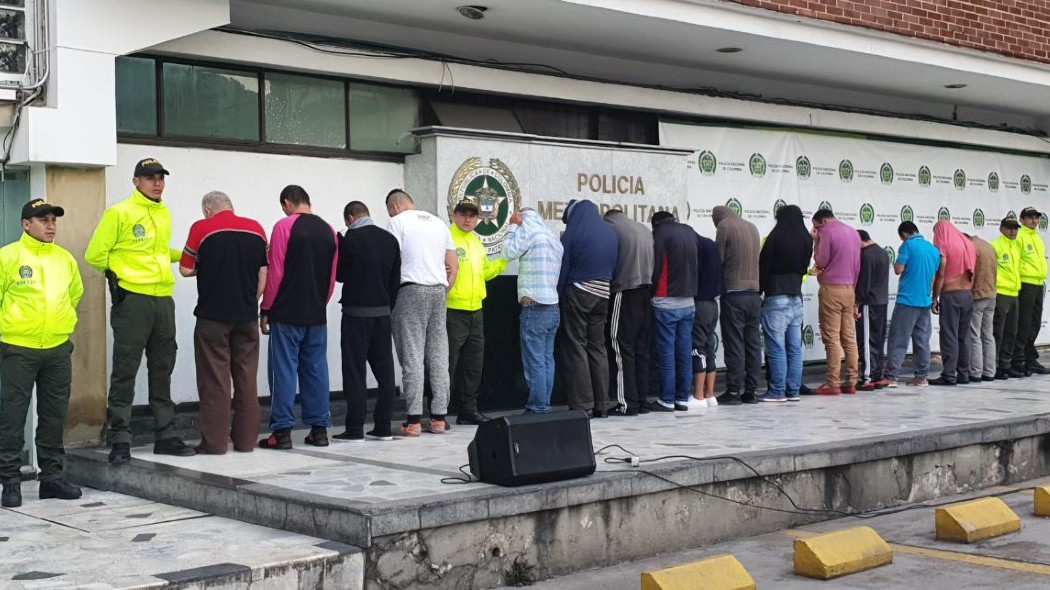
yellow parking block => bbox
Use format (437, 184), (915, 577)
(641, 554), (755, 590)
(1033, 485), (1050, 517)
(792, 526), (893, 579)
(935, 497), (1021, 543)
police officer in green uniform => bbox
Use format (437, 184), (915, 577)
(86, 158), (194, 463)
(0, 199), (84, 507)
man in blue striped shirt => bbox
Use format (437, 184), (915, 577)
(504, 208), (563, 413)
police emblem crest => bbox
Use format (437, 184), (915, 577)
(447, 157), (520, 255)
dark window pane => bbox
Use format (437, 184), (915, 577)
(0, 9), (24, 40)
(162, 63), (259, 141)
(115, 56), (156, 135)
(349, 83), (419, 153)
(265, 73), (345, 148)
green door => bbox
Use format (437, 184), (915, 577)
(0, 170), (33, 474)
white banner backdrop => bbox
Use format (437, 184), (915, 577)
(664, 123), (1050, 361)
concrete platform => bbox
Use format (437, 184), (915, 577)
(0, 481), (362, 589)
(66, 375), (1050, 589)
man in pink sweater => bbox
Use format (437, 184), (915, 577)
(811, 209), (862, 394)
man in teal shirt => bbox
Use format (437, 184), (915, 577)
(884, 221), (942, 388)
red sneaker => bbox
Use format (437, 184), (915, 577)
(841, 384), (857, 394)
(871, 379), (891, 389)
(814, 384), (842, 395)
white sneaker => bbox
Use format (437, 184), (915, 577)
(706, 397), (718, 408)
(686, 397), (707, 410)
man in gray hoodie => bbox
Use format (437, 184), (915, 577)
(603, 209), (654, 415)
(712, 206), (762, 405)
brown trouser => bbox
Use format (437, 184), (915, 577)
(818, 284), (859, 387)
(194, 318), (260, 453)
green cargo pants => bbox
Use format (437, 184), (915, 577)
(0, 340), (73, 484)
(106, 291), (177, 445)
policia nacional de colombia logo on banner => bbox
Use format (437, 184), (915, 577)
(447, 157), (520, 255)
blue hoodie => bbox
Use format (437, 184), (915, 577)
(558, 199), (618, 294)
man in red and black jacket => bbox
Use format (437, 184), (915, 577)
(180, 191), (268, 454)
(333, 201), (400, 442)
(649, 211), (698, 413)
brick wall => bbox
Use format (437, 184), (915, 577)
(729, 0), (1050, 64)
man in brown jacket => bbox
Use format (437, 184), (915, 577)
(711, 206), (761, 405)
(968, 233), (998, 382)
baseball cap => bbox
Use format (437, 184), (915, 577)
(1020, 207), (1042, 219)
(133, 157), (169, 177)
(1000, 218), (1020, 229)
(453, 197), (479, 214)
(21, 198), (64, 220)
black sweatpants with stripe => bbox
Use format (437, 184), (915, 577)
(606, 286), (651, 412)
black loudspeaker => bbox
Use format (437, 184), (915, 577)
(467, 410), (596, 487)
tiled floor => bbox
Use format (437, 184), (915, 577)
(0, 481), (360, 589)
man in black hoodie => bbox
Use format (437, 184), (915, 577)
(650, 211), (698, 412)
(759, 205), (812, 402)
(334, 201), (400, 441)
(855, 230), (890, 391)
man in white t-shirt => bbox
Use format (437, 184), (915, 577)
(385, 189), (459, 437)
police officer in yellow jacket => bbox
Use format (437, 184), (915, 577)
(85, 158), (194, 463)
(1013, 207), (1050, 375)
(448, 196), (508, 425)
(992, 218), (1022, 379)
(0, 199), (84, 508)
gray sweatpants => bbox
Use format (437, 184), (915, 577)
(392, 285), (450, 417)
(969, 297), (996, 379)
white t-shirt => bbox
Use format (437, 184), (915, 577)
(388, 209), (455, 287)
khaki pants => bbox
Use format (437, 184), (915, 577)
(818, 284), (859, 387)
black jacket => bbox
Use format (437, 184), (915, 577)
(337, 223), (401, 316)
(856, 243), (890, 305)
(759, 205), (813, 297)
(652, 220), (698, 298)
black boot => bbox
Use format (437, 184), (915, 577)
(39, 479), (82, 500)
(1, 482), (21, 507)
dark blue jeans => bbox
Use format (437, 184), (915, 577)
(520, 304), (560, 413)
(268, 322), (331, 431)
(653, 305), (695, 404)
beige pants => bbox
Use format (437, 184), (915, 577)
(818, 284), (859, 386)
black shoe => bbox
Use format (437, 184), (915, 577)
(741, 391), (759, 404)
(995, 370), (1009, 380)
(304, 427), (329, 447)
(590, 409), (608, 419)
(332, 431), (364, 443)
(981, 375), (995, 382)
(1007, 369), (1026, 378)
(108, 442), (131, 465)
(624, 407), (639, 416)
(674, 403), (689, 411)
(929, 376), (956, 386)
(799, 384), (815, 395)
(365, 429), (394, 441)
(648, 401), (675, 412)
(1027, 364), (1050, 375)
(456, 412), (490, 425)
(715, 393), (742, 406)
(259, 429), (292, 450)
(154, 437), (196, 456)
(2, 483), (20, 507)
(957, 378), (971, 385)
(39, 479), (81, 501)
(637, 404), (651, 414)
